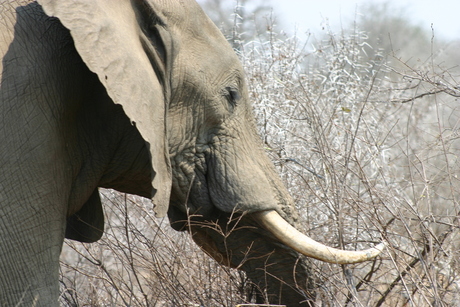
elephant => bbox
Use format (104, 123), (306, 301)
(0, 0), (385, 306)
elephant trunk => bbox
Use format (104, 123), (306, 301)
(254, 210), (386, 264)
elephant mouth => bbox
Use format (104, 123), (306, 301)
(253, 210), (386, 264)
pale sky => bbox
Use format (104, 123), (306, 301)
(273, 0), (460, 41)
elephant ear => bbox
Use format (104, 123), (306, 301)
(66, 189), (104, 243)
(38, 0), (173, 216)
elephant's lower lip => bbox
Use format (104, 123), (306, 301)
(253, 210), (386, 264)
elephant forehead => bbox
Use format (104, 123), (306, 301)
(148, 0), (210, 28)
(149, 0), (232, 53)
(176, 52), (242, 88)
(145, 0), (243, 82)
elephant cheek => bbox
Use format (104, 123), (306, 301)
(185, 170), (215, 215)
(206, 152), (279, 213)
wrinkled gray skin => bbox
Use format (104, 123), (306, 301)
(0, 1), (314, 306)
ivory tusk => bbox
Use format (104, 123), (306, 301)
(253, 210), (386, 264)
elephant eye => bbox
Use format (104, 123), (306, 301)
(225, 87), (240, 107)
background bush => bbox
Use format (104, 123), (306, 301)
(60, 1), (460, 306)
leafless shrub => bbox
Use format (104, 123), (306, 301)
(242, 21), (460, 306)
(60, 190), (260, 306)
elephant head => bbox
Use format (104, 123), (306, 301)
(0, 0), (384, 306)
